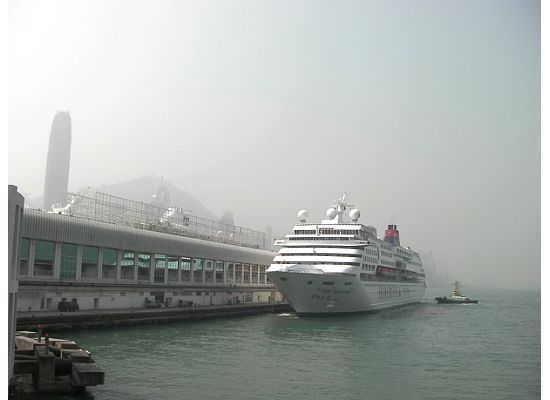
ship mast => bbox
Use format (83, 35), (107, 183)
(333, 193), (354, 223)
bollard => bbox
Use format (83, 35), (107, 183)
(37, 325), (42, 343)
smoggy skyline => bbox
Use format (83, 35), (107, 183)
(8, 0), (540, 289)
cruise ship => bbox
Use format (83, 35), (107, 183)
(266, 194), (426, 314)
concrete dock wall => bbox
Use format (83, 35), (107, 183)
(17, 302), (293, 331)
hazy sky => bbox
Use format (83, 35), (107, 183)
(8, 0), (540, 289)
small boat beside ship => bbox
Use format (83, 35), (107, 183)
(435, 281), (478, 304)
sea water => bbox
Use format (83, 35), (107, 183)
(38, 287), (540, 400)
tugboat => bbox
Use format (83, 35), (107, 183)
(435, 281), (478, 304)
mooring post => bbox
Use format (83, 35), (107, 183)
(34, 344), (55, 390)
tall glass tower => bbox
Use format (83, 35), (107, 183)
(43, 111), (72, 210)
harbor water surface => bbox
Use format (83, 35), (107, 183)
(42, 288), (540, 400)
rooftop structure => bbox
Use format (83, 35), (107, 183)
(49, 191), (266, 250)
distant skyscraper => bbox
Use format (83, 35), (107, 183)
(43, 111), (72, 210)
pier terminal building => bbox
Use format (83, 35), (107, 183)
(16, 191), (280, 312)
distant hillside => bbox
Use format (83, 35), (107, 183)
(28, 176), (218, 221)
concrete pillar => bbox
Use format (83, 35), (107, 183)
(232, 264), (236, 284)
(241, 264), (245, 285)
(76, 245), (83, 281)
(190, 259), (194, 284)
(97, 248), (103, 281)
(8, 185), (24, 381)
(202, 264), (206, 284)
(177, 257), (182, 282)
(223, 262), (228, 284)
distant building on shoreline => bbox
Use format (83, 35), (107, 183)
(43, 111), (71, 211)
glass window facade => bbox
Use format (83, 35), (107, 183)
(138, 253), (151, 281)
(121, 251), (135, 280)
(19, 238), (29, 276)
(82, 246), (99, 279)
(167, 256), (179, 282)
(215, 261), (224, 283)
(60, 243), (77, 280)
(102, 248), (118, 279)
(154, 254), (165, 283)
(193, 258), (203, 282)
(167, 256), (178, 269)
(251, 264), (258, 284)
(181, 257), (191, 282)
(34, 240), (55, 277)
(235, 263), (242, 284)
(205, 260), (213, 283)
(138, 253), (151, 268)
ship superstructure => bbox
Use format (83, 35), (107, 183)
(266, 194), (426, 314)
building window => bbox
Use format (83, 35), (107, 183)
(154, 254), (165, 283)
(34, 240), (55, 277)
(181, 257), (191, 282)
(205, 260), (213, 283)
(121, 251), (135, 280)
(102, 248), (118, 279)
(82, 246), (99, 279)
(60, 243), (77, 280)
(19, 238), (29, 276)
(243, 264), (250, 284)
(193, 258), (203, 282)
(167, 256), (179, 282)
(167, 256), (178, 269)
(215, 261), (224, 283)
(235, 264), (242, 284)
(138, 253), (151, 281)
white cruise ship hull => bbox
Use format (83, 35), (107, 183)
(268, 270), (426, 314)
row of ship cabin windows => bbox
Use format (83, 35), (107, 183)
(289, 237), (352, 241)
(18, 239), (268, 285)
